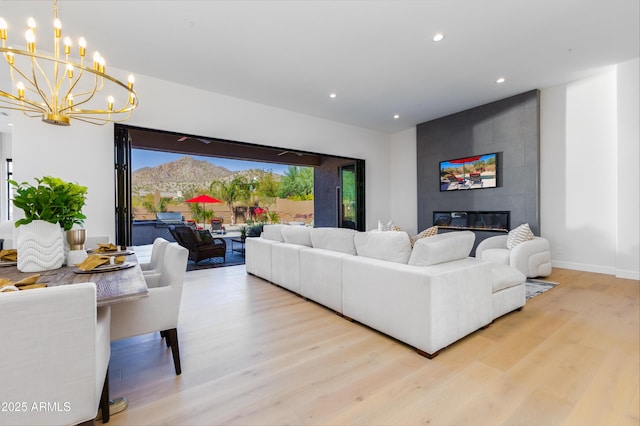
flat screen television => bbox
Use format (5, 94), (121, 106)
(439, 153), (498, 191)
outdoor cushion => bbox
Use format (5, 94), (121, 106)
(408, 231), (475, 266)
(281, 226), (312, 247)
(354, 230), (412, 264)
(310, 228), (358, 255)
(262, 224), (286, 242)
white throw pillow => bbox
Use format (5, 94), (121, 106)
(310, 228), (358, 254)
(262, 224), (286, 242)
(408, 231), (475, 266)
(354, 230), (412, 264)
(506, 223), (534, 249)
(281, 226), (312, 247)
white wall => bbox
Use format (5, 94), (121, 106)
(11, 73), (392, 241)
(616, 58), (640, 280)
(389, 127), (418, 235)
(541, 61), (640, 279)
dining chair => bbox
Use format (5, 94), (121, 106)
(109, 243), (189, 375)
(0, 283), (111, 425)
(139, 237), (170, 277)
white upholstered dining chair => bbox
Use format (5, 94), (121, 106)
(0, 283), (111, 425)
(139, 237), (170, 278)
(109, 243), (189, 375)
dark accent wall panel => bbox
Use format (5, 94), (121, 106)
(417, 90), (541, 245)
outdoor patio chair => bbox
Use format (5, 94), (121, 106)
(169, 225), (226, 264)
(210, 218), (225, 234)
(469, 172), (483, 188)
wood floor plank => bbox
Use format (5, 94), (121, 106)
(105, 266), (639, 425)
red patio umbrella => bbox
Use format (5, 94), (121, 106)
(185, 194), (222, 229)
(448, 156), (482, 182)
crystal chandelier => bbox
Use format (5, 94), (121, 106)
(0, 1), (138, 126)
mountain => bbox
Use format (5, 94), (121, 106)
(133, 156), (233, 194)
(132, 156), (282, 195)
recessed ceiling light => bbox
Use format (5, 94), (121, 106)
(496, 77), (506, 84)
(329, 93), (337, 99)
(7, 123), (13, 126)
(433, 33), (445, 42)
(393, 114), (400, 119)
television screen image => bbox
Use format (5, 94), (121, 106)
(440, 153), (497, 191)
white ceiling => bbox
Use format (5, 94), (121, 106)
(0, 0), (638, 134)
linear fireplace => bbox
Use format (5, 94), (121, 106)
(433, 211), (510, 233)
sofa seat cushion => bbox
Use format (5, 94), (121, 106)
(281, 225), (312, 247)
(299, 247), (351, 312)
(408, 231), (475, 266)
(479, 248), (510, 265)
(489, 263), (526, 293)
(310, 228), (358, 255)
(271, 242), (305, 293)
(354, 230), (412, 264)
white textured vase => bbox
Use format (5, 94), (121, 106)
(17, 220), (65, 272)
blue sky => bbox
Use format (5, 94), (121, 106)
(132, 149), (291, 175)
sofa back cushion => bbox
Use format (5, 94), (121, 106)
(408, 231), (475, 266)
(354, 230), (412, 264)
(281, 226), (312, 247)
(310, 228), (358, 255)
(262, 224), (286, 242)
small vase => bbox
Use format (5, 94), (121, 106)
(66, 228), (88, 266)
(17, 220), (64, 272)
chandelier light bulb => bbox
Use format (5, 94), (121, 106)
(54, 18), (61, 37)
(64, 36), (71, 54)
(128, 74), (135, 89)
(67, 94), (73, 107)
(78, 37), (86, 57)
(107, 96), (114, 111)
(66, 63), (73, 78)
(25, 29), (35, 52)
(27, 17), (36, 30)
(16, 82), (25, 99)
(0, 18), (7, 40)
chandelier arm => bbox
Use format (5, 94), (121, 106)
(0, 97), (47, 114)
(59, 69), (85, 114)
(0, 90), (48, 113)
(30, 57), (57, 113)
(66, 72), (101, 110)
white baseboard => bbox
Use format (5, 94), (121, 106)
(615, 269), (640, 281)
(552, 260), (640, 281)
(551, 260), (615, 276)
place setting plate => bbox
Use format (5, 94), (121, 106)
(73, 262), (136, 274)
(86, 250), (135, 257)
(0, 261), (18, 267)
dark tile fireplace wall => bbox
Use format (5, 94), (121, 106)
(417, 90), (541, 255)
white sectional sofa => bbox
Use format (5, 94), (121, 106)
(246, 225), (525, 358)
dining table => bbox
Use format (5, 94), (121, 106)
(0, 250), (148, 306)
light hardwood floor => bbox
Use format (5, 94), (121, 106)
(106, 265), (639, 426)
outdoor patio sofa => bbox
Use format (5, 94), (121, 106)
(246, 225), (526, 358)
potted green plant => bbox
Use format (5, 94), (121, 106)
(9, 176), (88, 272)
(10, 176), (88, 231)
